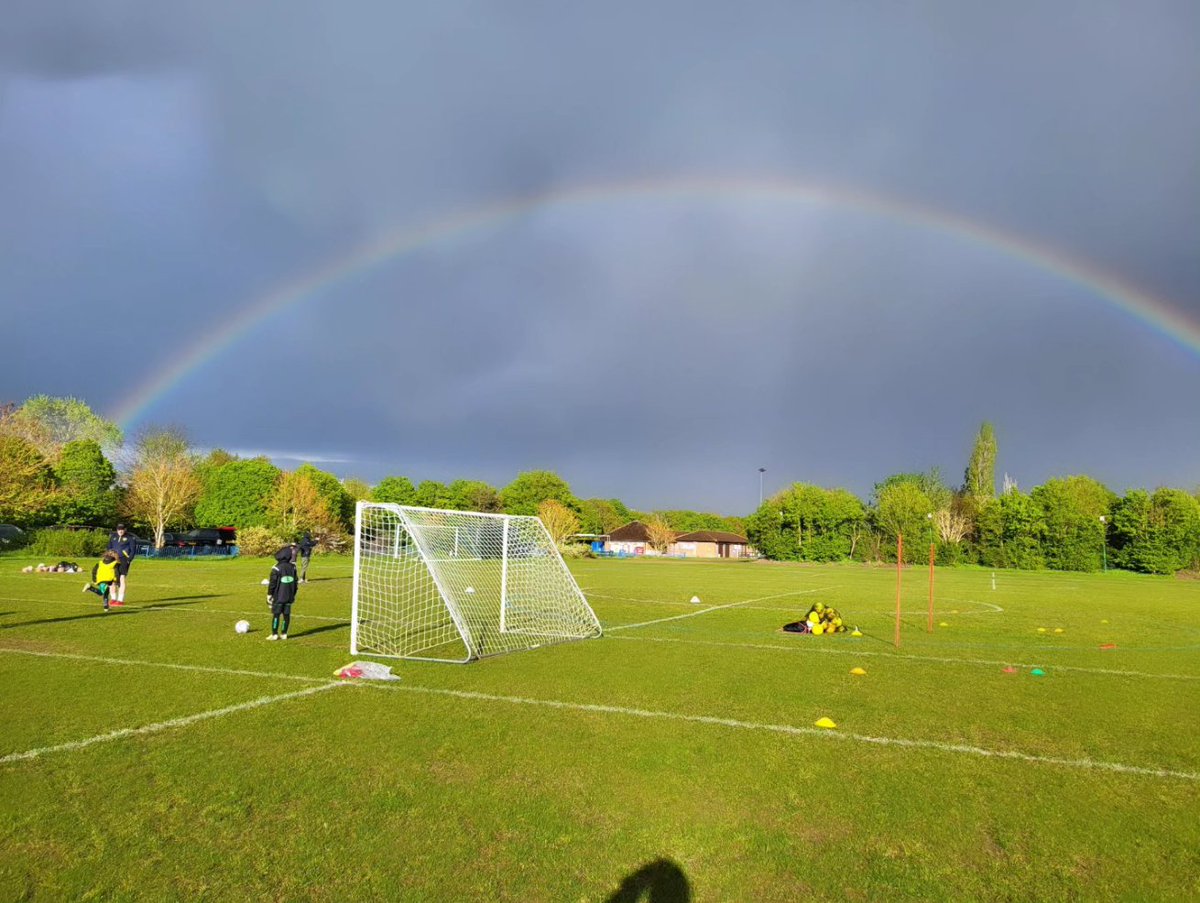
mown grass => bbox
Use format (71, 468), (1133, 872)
(1, 554), (1197, 901)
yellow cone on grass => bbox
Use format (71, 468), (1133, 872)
(814, 717), (837, 729)
(1054, 628), (1064, 634)
(1037, 627), (1047, 633)
(939, 621), (949, 628)
(851, 628), (863, 637)
(850, 667), (867, 676)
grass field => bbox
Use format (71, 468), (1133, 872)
(1, 553), (1198, 901)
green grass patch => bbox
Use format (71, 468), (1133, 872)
(1, 554), (1198, 900)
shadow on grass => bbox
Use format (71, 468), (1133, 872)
(606, 859), (691, 903)
(2, 596), (210, 630)
(146, 594), (232, 604)
(289, 621), (351, 639)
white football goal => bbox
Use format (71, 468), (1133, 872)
(351, 502), (603, 662)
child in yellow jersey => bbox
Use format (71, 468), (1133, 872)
(83, 550), (120, 611)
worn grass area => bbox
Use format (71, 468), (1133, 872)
(1, 554), (1198, 901)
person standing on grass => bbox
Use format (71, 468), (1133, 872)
(297, 531), (316, 583)
(106, 523), (137, 607)
(266, 545), (299, 641)
(82, 550), (120, 612)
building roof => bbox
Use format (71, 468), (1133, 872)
(607, 521), (656, 542)
(673, 530), (749, 544)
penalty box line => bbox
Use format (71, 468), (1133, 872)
(0, 681), (345, 766)
(606, 586), (838, 632)
(0, 647), (333, 684)
(608, 634), (1200, 682)
(366, 683), (1200, 783)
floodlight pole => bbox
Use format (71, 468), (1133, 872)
(1099, 515), (1108, 572)
(758, 467), (766, 507)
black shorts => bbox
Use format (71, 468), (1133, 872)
(271, 599), (293, 617)
(115, 560), (132, 578)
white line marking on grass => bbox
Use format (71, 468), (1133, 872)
(0, 647), (330, 684)
(608, 635), (1200, 682)
(367, 683), (1200, 782)
(1, 682), (344, 765)
(606, 587), (836, 632)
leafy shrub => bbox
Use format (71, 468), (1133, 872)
(235, 525), (289, 557)
(28, 528), (109, 557)
(559, 542), (594, 559)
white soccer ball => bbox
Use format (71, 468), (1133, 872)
(235, 620), (250, 634)
(690, 595), (701, 604)
(260, 578), (270, 585)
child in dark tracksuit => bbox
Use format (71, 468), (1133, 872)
(83, 551), (120, 611)
(266, 546), (299, 640)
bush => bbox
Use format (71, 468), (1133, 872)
(28, 528), (109, 558)
(235, 525), (289, 557)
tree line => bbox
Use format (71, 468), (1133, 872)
(0, 396), (743, 555)
(746, 423), (1200, 576)
(3, 399), (1197, 573)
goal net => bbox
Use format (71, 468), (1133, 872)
(351, 502), (603, 662)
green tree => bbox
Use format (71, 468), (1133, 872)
(1031, 476), (1115, 571)
(53, 440), (118, 525)
(446, 479), (502, 512)
(0, 434), (59, 526)
(342, 478), (373, 503)
(373, 476), (416, 505)
(1110, 488), (1200, 574)
(413, 480), (452, 509)
(194, 458), (281, 528)
(976, 491), (1047, 570)
(8, 395), (122, 457)
(500, 471), (577, 516)
(875, 481), (934, 562)
(295, 463), (354, 527)
(577, 498), (627, 534)
(746, 485), (866, 562)
(964, 421), (998, 500)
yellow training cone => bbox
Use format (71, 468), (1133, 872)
(1101, 619), (1109, 624)
(850, 628), (863, 637)
(1054, 628), (1064, 634)
(1037, 627), (1047, 633)
(814, 717), (837, 729)
(850, 667), (867, 676)
(939, 621), (949, 627)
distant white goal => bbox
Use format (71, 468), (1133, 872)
(351, 502), (602, 662)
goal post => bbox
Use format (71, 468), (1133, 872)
(351, 501), (602, 662)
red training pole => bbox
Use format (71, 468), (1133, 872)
(894, 532), (903, 648)
(927, 542), (936, 633)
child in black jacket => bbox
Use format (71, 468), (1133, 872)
(266, 546), (299, 640)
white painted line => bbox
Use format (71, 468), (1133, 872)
(608, 634), (1200, 682)
(1, 682), (344, 765)
(606, 586), (836, 632)
(368, 683), (1200, 782)
(0, 647), (330, 684)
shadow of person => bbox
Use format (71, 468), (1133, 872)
(606, 858), (691, 903)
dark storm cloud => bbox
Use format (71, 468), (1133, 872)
(2, 1), (1198, 511)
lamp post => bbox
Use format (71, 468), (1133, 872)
(758, 467), (766, 507)
(926, 512), (934, 549)
(1099, 515), (1108, 572)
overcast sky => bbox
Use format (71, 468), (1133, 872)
(3, 1), (1198, 513)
